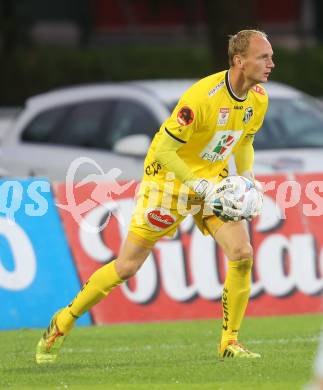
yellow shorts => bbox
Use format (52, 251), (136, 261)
(128, 180), (224, 248)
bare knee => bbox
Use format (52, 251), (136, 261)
(227, 242), (253, 260)
(115, 259), (144, 279)
(115, 238), (152, 279)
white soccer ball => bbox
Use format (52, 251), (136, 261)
(220, 176), (263, 219)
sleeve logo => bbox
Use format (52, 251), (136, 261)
(177, 106), (194, 126)
(252, 85), (265, 95)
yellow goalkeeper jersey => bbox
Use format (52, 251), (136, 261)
(143, 70), (268, 191)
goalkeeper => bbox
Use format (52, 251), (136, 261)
(36, 29), (274, 363)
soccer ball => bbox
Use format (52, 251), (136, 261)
(217, 175), (262, 219)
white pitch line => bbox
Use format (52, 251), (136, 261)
(248, 336), (320, 344)
(62, 335), (320, 354)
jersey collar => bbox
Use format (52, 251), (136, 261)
(225, 70), (248, 102)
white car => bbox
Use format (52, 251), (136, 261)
(0, 80), (322, 181)
(0, 107), (21, 143)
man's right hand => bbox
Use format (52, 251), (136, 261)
(188, 178), (240, 217)
(190, 177), (255, 222)
(217, 194), (244, 221)
(190, 178), (237, 200)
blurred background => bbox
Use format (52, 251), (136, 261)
(2, 0), (323, 178)
(1, 0), (323, 106)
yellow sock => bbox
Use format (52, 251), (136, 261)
(220, 258), (253, 351)
(56, 260), (123, 334)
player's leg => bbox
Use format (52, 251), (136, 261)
(36, 181), (185, 364)
(57, 233), (153, 332)
(204, 216), (260, 358)
(35, 234), (153, 364)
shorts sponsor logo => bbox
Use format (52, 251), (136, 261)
(177, 106), (194, 126)
(217, 108), (230, 126)
(145, 208), (175, 230)
(199, 130), (243, 162)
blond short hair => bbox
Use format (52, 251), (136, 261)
(228, 30), (268, 67)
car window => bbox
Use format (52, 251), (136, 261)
(22, 106), (69, 142)
(21, 101), (113, 148)
(103, 100), (159, 150)
(54, 101), (110, 147)
(254, 96), (323, 150)
(22, 99), (160, 153)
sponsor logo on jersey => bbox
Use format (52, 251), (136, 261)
(177, 106), (194, 126)
(252, 84), (265, 95)
(208, 80), (225, 97)
(199, 130), (243, 162)
(145, 208), (176, 231)
(217, 107), (230, 126)
(234, 105), (243, 110)
(145, 161), (162, 176)
(243, 107), (253, 124)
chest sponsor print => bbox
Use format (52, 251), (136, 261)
(208, 80), (225, 97)
(199, 130), (243, 162)
(217, 108), (230, 126)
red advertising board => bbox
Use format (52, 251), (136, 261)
(54, 174), (322, 324)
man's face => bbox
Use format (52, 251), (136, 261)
(240, 35), (275, 83)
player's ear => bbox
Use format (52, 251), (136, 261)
(233, 54), (243, 69)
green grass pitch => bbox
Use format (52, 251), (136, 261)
(1, 314), (321, 390)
